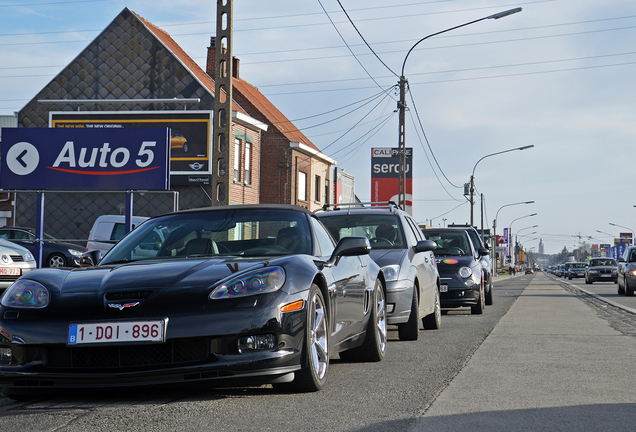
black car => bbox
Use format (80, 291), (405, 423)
(585, 257), (618, 284)
(448, 224), (493, 305)
(0, 205), (387, 398)
(566, 262), (586, 280)
(0, 227), (84, 268)
(618, 246), (636, 296)
(422, 228), (489, 314)
(317, 203), (441, 341)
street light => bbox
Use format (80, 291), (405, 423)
(492, 200), (534, 276)
(470, 145), (534, 226)
(596, 229), (614, 238)
(397, 7), (523, 210)
(509, 213), (537, 268)
(515, 224), (538, 236)
(609, 222), (635, 238)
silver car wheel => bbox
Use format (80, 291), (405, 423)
(375, 285), (387, 354)
(309, 291), (328, 380)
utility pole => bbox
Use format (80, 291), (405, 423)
(211, 0), (233, 205)
(398, 76), (407, 210)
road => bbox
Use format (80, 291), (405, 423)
(565, 276), (636, 311)
(0, 276), (529, 432)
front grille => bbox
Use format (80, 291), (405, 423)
(10, 255), (24, 262)
(0, 275), (20, 282)
(45, 338), (211, 369)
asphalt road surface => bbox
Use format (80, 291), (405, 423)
(0, 276), (529, 432)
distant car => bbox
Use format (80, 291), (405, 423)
(0, 227), (84, 268)
(0, 204), (386, 398)
(525, 268), (534, 275)
(567, 262), (586, 280)
(0, 238), (36, 294)
(618, 246), (636, 295)
(447, 225), (493, 305)
(422, 227), (489, 315)
(318, 203), (441, 341)
(585, 257), (618, 284)
(562, 263), (572, 278)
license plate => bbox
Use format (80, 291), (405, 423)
(0, 267), (20, 276)
(440, 285), (448, 292)
(601, 274), (611, 277)
(68, 320), (165, 345)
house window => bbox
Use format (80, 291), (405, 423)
(315, 175), (321, 203)
(233, 138), (241, 182)
(325, 178), (330, 205)
(244, 142), (252, 185)
(298, 171), (307, 201)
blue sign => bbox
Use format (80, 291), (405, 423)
(1, 128), (170, 190)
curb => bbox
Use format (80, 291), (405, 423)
(548, 274), (636, 315)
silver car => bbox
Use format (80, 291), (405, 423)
(0, 239), (36, 294)
(317, 203), (441, 341)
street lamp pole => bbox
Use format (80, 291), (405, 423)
(492, 200), (534, 276)
(509, 212), (537, 269)
(609, 222), (635, 246)
(397, 7), (522, 210)
(470, 144), (534, 226)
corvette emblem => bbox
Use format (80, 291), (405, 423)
(108, 302), (140, 310)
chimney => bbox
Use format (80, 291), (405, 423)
(207, 36), (240, 80)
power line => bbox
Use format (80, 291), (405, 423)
(335, 0), (398, 78)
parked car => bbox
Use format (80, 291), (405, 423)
(566, 262), (587, 280)
(0, 239), (36, 294)
(317, 202), (440, 341)
(447, 224), (493, 305)
(0, 204), (387, 398)
(585, 257), (618, 284)
(86, 215), (148, 254)
(0, 227), (84, 268)
(618, 246), (636, 295)
(421, 227), (489, 315)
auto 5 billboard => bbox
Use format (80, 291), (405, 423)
(50, 111), (211, 175)
(1, 127), (169, 190)
(371, 147), (412, 213)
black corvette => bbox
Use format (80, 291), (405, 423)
(0, 205), (387, 398)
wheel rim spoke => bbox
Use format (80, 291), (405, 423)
(310, 293), (328, 379)
(376, 288), (387, 351)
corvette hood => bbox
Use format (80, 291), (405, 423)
(26, 257), (268, 294)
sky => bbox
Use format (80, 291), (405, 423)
(0, 0), (635, 255)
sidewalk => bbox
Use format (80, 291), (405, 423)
(412, 273), (636, 431)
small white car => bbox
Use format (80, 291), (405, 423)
(0, 239), (36, 293)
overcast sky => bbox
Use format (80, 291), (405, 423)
(1, 0), (634, 255)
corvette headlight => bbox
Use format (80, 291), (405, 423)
(381, 265), (400, 282)
(458, 267), (473, 279)
(1, 280), (50, 308)
(209, 266), (286, 299)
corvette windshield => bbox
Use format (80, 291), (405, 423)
(100, 208), (311, 264)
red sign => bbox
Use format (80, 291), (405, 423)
(371, 148), (412, 214)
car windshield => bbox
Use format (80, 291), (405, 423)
(100, 208), (311, 264)
(319, 214), (404, 250)
(571, 263), (586, 268)
(590, 259), (617, 266)
(423, 231), (471, 257)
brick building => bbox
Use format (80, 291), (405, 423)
(206, 38), (336, 211)
(10, 8), (282, 240)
